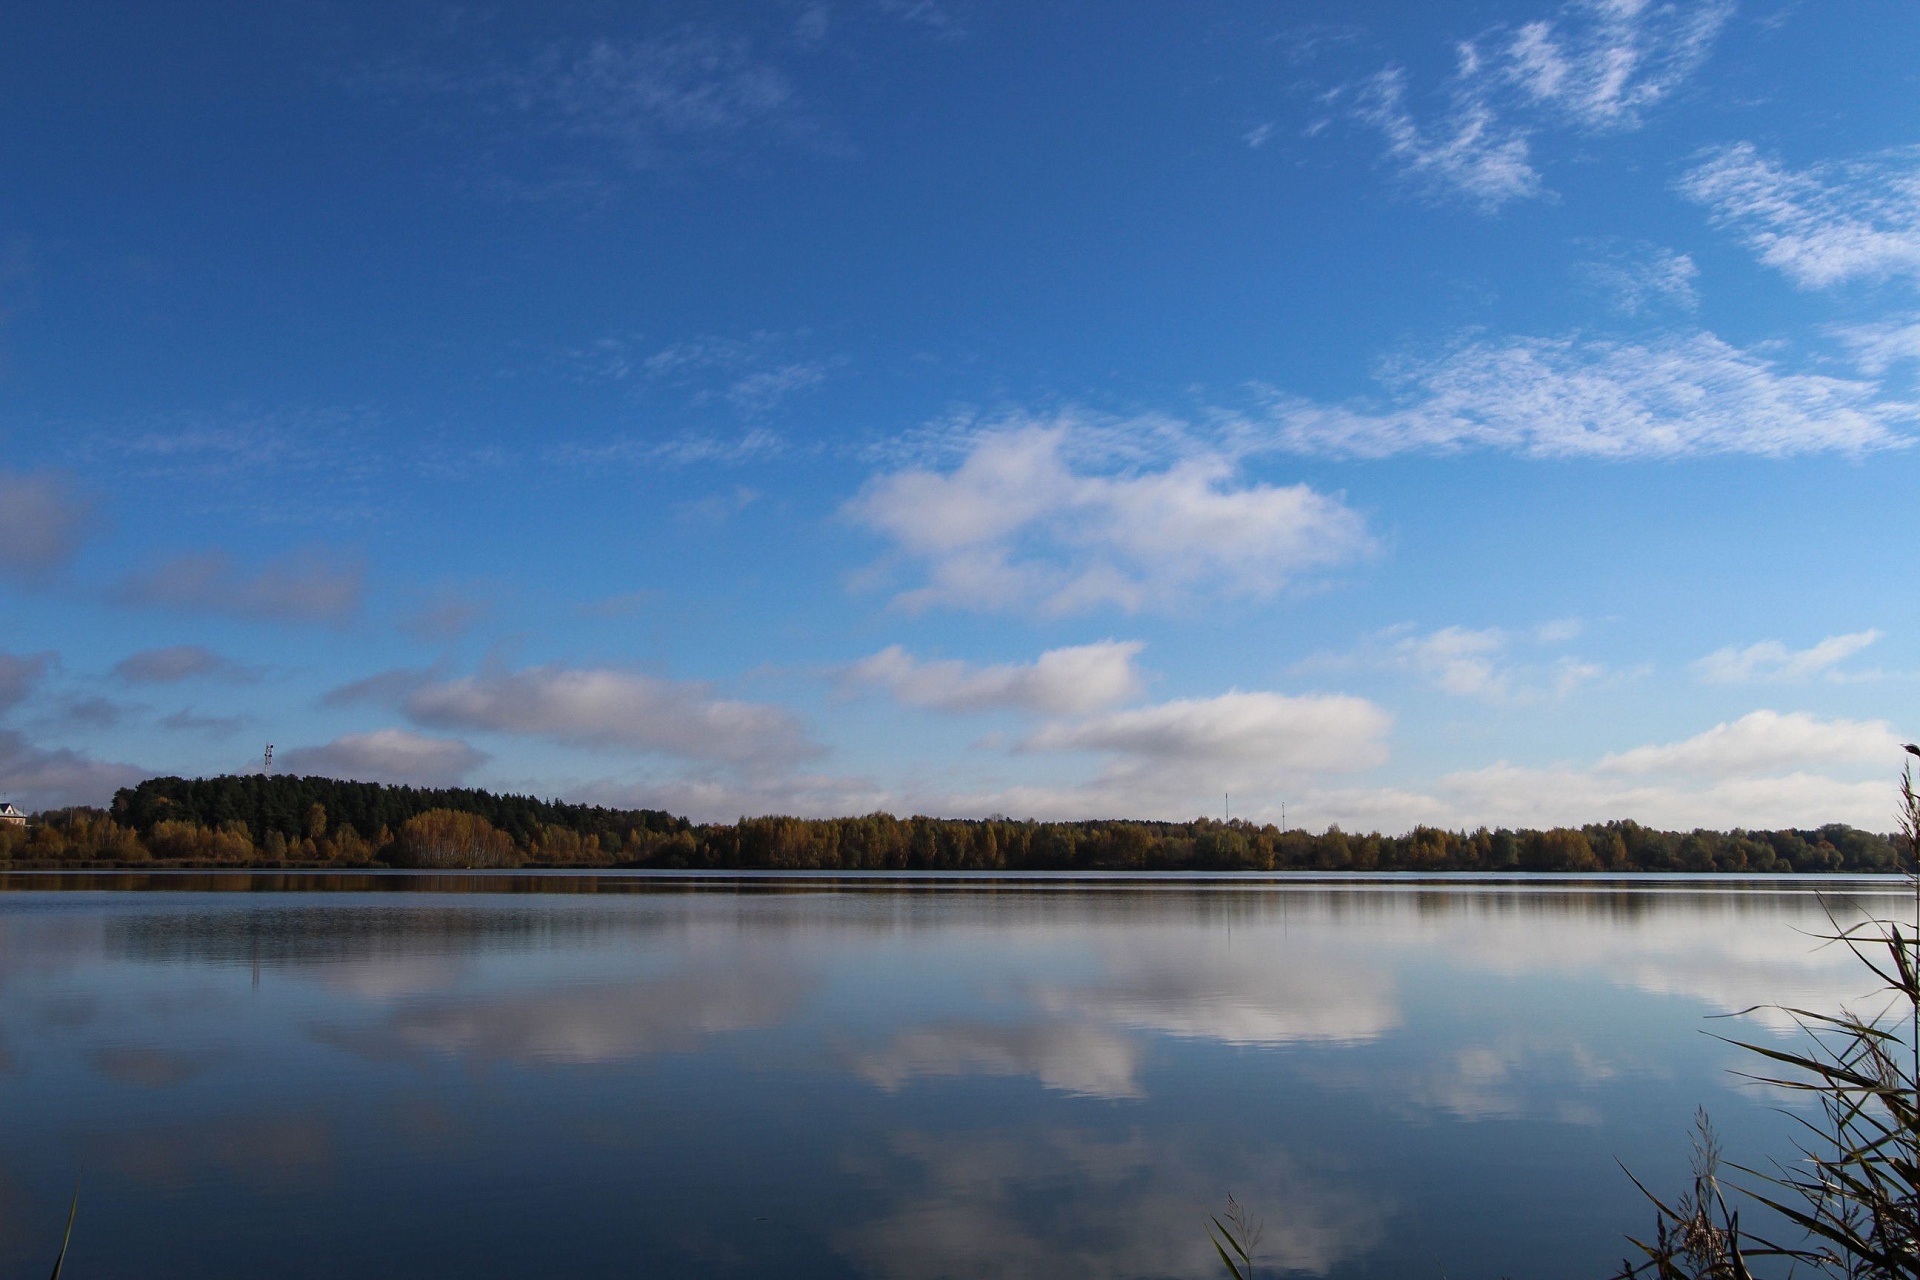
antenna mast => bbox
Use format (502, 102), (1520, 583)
(263, 744), (274, 776)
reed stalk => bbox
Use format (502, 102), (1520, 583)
(1615, 757), (1920, 1279)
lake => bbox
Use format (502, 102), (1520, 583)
(0, 873), (1908, 1279)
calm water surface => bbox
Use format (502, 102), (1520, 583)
(0, 874), (1908, 1279)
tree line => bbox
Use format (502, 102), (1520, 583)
(0, 773), (1904, 873)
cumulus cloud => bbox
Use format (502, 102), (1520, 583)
(112, 645), (261, 685)
(1596, 709), (1901, 779)
(316, 951), (813, 1066)
(1423, 761), (1893, 833)
(399, 591), (491, 643)
(0, 470), (90, 580)
(401, 665), (820, 766)
(577, 768), (892, 826)
(1276, 710), (1909, 833)
(117, 551), (364, 625)
(1259, 331), (1913, 458)
(159, 709), (248, 738)
(1022, 690), (1389, 773)
(1351, 0), (1731, 207)
(0, 729), (146, 811)
(0, 651), (53, 713)
(848, 423), (1373, 615)
(840, 1129), (1383, 1280)
(276, 729), (487, 787)
(1693, 631), (1883, 684)
(847, 641), (1145, 715)
(1393, 626), (1510, 697)
(853, 1022), (1146, 1099)
(1681, 143), (1920, 289)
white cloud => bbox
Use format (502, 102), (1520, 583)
(319, 955), (813, 1066)
(1579, 242), (1700, 314)
(1497, 0), (1731, 131)
(1351, 0), (1731, 208)
(1423, 761), (1894, 833)
(579, 769), (891, 825)
(0, 470), (90, 581)
(840, 1130), (1383, 1280)
(1595, 709), (1900, 778)
(277, 729), (488, 788)
(1021, 690), (1390, 774)
(1298, 622), (1600, 703)
(847, 641), (1145, 715)
(853, 1023), (1146, 1099)
(1393, 626), (1510, 698)
(887, 689), (1388, 824)
(116, 551), (365, 625)
(609, 331), (839, 413)
(1260, 331), (1913, 458)
(1682, 143), (1920, 289)
(554, 428), (784, 468)
(403, 665), (820, 766)
(847, 422), (1374, 615)
(1354, 66), (1541, 209)
(1693, 631), (1883, 684)
(1271, 711), (1908, 833)
(1838, 315), (1920, 375)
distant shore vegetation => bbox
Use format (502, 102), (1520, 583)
(0, 774), (1903, 874)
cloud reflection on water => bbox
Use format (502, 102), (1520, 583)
(838, 1127), (1385, 1280)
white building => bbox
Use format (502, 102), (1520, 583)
(0, 802), (25, 826)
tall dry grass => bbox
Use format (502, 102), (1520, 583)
(1614, 759), (1920, 1279)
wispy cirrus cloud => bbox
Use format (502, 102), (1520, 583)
(846, 641), (1146, 715)
(848, 421), (1374, 615)
(116, 551), (365, 626)
(1348, 0), (1732, 208)
(0, 470), (91, 581)
(552, 428), (785, 469)
(1255, 330), (1913, 458)
(1692, 631), (1883, 684)
(1682, 143), (1920, 289)
(1577, 241), (1700, 315)
(1837, 315), (1920, 375)
(349, 27), (832, 183)
(1352, 66), (1541, 210)
(1306, 622), (1603, 702)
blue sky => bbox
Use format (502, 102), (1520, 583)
(2, 0), (1916, 829)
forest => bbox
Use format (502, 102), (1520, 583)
(0, 772), (1904, 874)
